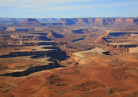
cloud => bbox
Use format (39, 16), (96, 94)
(0, 4), (18, 6)
(0, 0), (112, 8)
(0, 0), (94, 8)
(21, 0), (138, 12)
(15, 4), (41, 9)
(0, 0), (137, 12)
(0, 0), (93, 4)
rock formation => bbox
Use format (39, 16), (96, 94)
(20, 18), (40, 25)
(57, 18), (137, 26)
(94, 18), (103, 25)
(12, 18), (41, 27)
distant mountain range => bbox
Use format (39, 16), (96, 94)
(57, 18), (138, 26)
(0, 17), (137, 27)
(0, 18), (58, 25)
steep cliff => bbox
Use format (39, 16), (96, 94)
(57, 18), (137, 26)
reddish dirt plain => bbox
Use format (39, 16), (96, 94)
(0, 48), (138, 97)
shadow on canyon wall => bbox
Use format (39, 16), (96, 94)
(0, 62), (65, 77)
(0, 49), (69, 61)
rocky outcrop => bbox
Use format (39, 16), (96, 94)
(103, 18), (115, 25)
(57, 18), (76, 25)
(114, 18), (134, 25)
(125, 18), (134, 23)
(46, 30), (63, 38)
(105, 43), (138, 54)
(22, 18), (39, 23)
(76, 18), (87, 24)
(129, 47), (138, 53)
(94, 18), (103, 25)
(134, 17), (138, 24)
(88, 18), (95, 24)
(12, 18), (41, 27)
(114, 18), (123, 23)
(6, 27), (16, 31)
(19, 18), (41, 25)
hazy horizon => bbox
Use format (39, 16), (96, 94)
(0, 16), (137, 19)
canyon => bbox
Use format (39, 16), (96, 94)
(0, 17), (138, 97)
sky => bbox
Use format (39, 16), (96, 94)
(0, 0), (138, 18)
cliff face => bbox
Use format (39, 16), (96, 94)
(6, 17), (138, 27)
(88, 18), (95, 24)
(58, 18), (76, 24)
(94, 18), (103, 25)
(114, 18), (134, 25)
(57, 18), (138, 26)
(134, 17), (138, 24)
